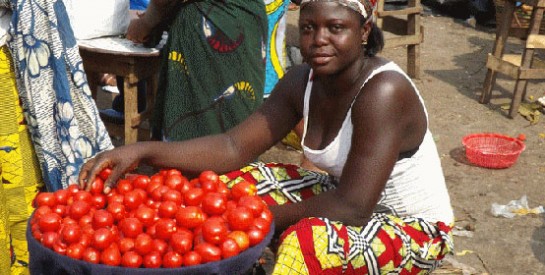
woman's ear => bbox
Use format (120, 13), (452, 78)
(360, 20), (372, 43)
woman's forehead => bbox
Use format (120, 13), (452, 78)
(300, 0), (377, 19)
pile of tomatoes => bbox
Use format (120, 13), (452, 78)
(30, 169), (273, 268)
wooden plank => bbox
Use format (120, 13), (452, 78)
(526, 34), (545, 48)
(486, 54), (520, 78)
(383, 34), (422, 49)
(377, 7), (423, 17)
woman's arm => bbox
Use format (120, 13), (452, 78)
(270, 71), (427, 231)
(125, 0), (179, 43)
(79, 64), (310, 193)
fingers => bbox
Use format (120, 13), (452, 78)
(103, 166), (127, 195)
(78, 158), (95, 190)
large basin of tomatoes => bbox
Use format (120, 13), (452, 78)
(27, 169), (274, 274)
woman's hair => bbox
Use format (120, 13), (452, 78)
(361, 17), (384, 57)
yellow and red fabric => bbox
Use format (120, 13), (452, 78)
(221, 162), (453, 274)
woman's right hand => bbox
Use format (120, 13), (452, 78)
(78, 145), (142, 194)
(125, 17), (154, 44)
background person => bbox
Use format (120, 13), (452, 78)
(80, 0), (454, 273)
(126, 0), (268, 141)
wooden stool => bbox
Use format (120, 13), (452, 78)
(79, 39), (162, 145)
(480, 0), (545, 118)
(376, 0), (423, 78)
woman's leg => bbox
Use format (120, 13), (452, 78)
(221, 162), (454, 274)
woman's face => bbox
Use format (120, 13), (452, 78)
(299, 2), (366, 76)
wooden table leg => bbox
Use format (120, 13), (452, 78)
(480, 0), (515, 104)
(123, 73), (139, 145)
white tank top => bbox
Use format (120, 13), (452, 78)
(301, 62), (454, 224)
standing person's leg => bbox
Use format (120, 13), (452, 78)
(0, 45), (43, 275)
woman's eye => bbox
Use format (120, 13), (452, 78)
(300, 24), (313, 32)
(330, 25), (342, 32)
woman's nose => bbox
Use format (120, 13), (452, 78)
(313, 28), (328, 46)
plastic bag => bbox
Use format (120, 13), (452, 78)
(491, 195), (545, 218)
(64, 0), (130, 40)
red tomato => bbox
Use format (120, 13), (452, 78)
(40, 231), (59, 248)
(123, 190), (144, 211)
(89, 178), (104, 195)
(132, 175), (151, 190)
(35, 192), (57, 208)
(92, 209), (114, 229)
(150, 185), (170, 201)
(200, 180), (218, 193)
(72, 191), (93, 203)
(183, 188), (204, 206)
(164, 174), (184, 191)
(78, 214), (93, 228)
(260, 208), (274, 224)
(38, 212), (62, 232)
(97, 167), (112, 181)
(91, 194), (107, 209)
(230, 181), (257, 201)
(216, 181), (230, 199)
(201, 192), (227, 216)
(221, 238), (241, 258)
(199, 170), (219, 185)
(134, 205), (156, 227)
(169, 229), (193, 254)
(66, 243), (85, 260)
(82, 247), (100, 264)
(119, 218), (144, 238)
(116, 179), (133, 195)
(147, 178), (163, 193)
(194, 242), (222, 263)
(252, 217), (271, 234)
(53, 189), (70, 205)
(227, 206), (254, 231)
(227, 230), (250, 251)
(201, 219), (228, 245)
(52, 205), (67, 217)
(78, 233), (92, 248)
(175, 206), (205, 229)
(162, 251), (183, 268)
(158, 201), (179, 219)
(121, 251), (143, 268)
(92, 228), (114, 250)
(106, 202), (127, 221)
(53, 239), (67, 255)
(118, 237), (135, 253)
(100, 244), (121, 266)
(183, 251), (202, 266)
(69, 200), (91, 220)
(143, 251), (162, 268)
(61, 224), (82, 244)
(134, 233), (153, 256)
(247, 228), (265, 247)
(107, 192), (124, 205)
(67, 184), (80, 195)
(152, 239), (168, 255)
(161, 190), (182, 205)
(34, 205), (52, 220)
(238, 195), (264, 217)
(154, 219), (177, 240)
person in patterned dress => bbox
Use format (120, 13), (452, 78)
(125, 0), (268, 141)
(80, 0), (454, 274)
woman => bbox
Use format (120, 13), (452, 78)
(80, 0), (454, 273)
(1, 0), (113, 273)
(126, 0), (267, 141)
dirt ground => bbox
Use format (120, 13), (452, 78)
(261, 6), (545, 275)
(96, 6), (545, 275)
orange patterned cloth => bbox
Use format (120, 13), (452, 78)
(221, 162), (454, 274)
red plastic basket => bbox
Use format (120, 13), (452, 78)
(462, 133), (525, 169)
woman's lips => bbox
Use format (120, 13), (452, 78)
(310, 54), (333, 65)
